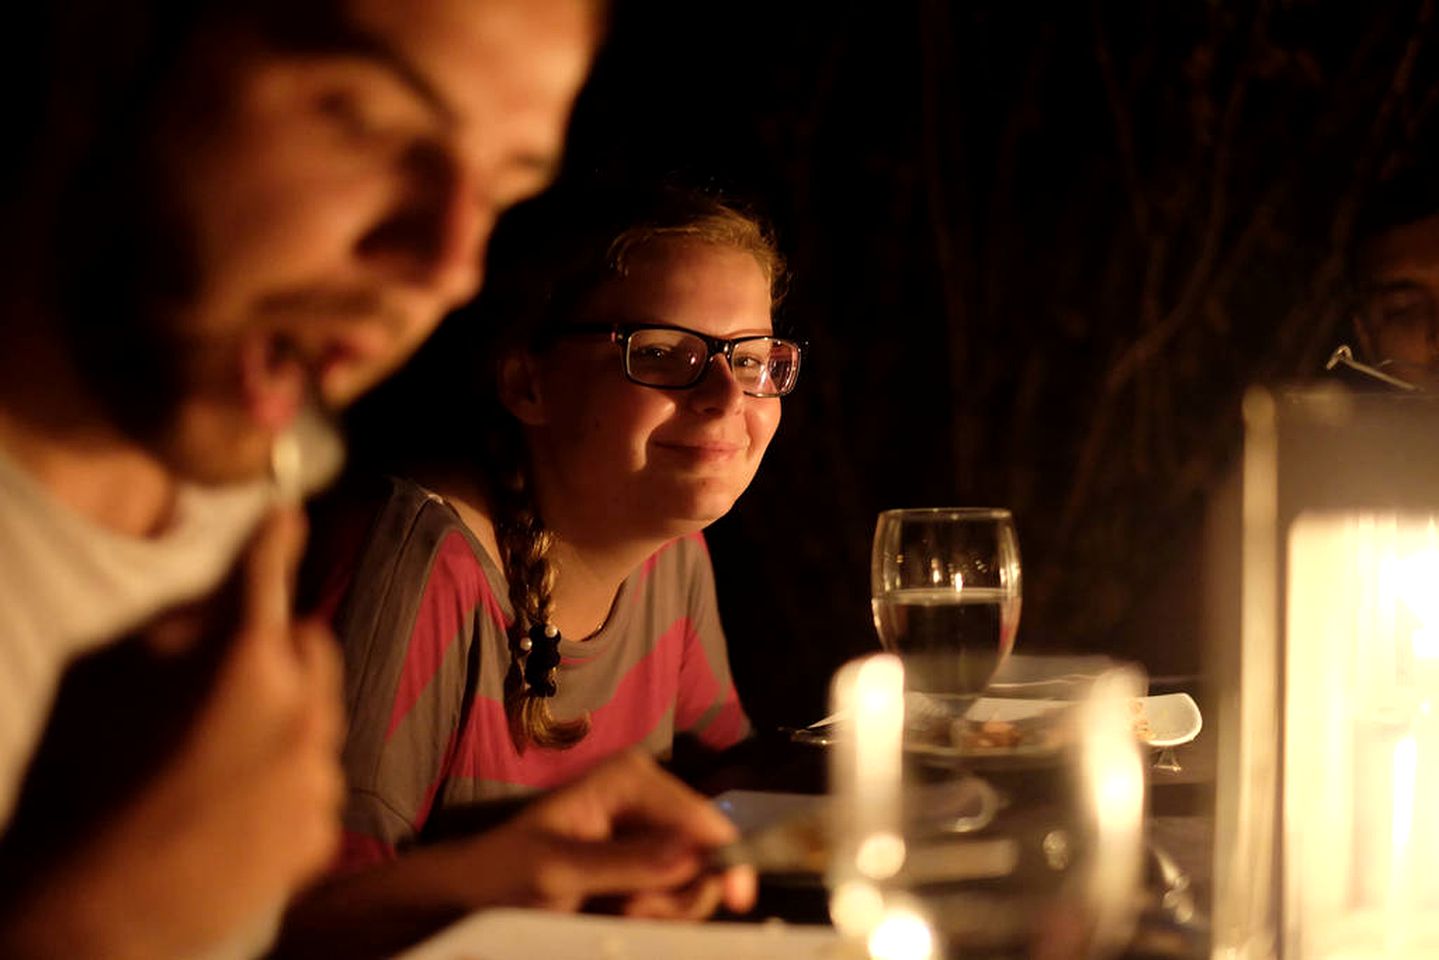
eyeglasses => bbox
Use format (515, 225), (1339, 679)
(552, 323), (805, 398)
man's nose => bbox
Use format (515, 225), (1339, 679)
(357, 146), (492, 308)
(687, 353), (747, 415)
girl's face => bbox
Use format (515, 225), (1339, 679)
(514, 237), (782, 540)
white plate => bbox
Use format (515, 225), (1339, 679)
(395, 908), (840, 960)
(1134, 692), (1203, 748)
(712, 789), (822, 835)
(803, 692), (1203, 750)
(985, 653), (1119, 698)
(952, 692), (1203, 750)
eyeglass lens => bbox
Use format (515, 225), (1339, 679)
(625, 328), (800, 396)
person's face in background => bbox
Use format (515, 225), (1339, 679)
(108, 0), (598, 483)
(1354, 211), (1439, 390)
(514, 238), (783, 542)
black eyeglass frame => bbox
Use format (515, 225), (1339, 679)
(549, 323), (806, 398)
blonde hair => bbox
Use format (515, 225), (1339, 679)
(491, 459), (591, 749)
(608, 207), (786, 304)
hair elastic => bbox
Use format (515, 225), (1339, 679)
(521, 622), (562, 697)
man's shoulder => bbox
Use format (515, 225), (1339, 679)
(0, 443), (266, 655)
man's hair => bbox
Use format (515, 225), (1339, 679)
(9, 0), (611, 448)
(6, 1), (354, 238)
(1351, 165), (1439, 271)
(3, 1), (376, 446)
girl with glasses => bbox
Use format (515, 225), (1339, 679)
(308, 183), (800, 880)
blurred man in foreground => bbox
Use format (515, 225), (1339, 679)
(0, 2), (751, 957)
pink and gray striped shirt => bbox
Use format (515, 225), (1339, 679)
(325, 478), (749, 869)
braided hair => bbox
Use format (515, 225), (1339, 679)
(487, 415), (588, 749)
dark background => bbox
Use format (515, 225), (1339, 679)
(558, 0), (1439, 729)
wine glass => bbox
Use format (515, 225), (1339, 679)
(870, 508), (1022, 706)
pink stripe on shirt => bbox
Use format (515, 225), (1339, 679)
(447, 615), (697, 789)
(386, 532), (508, 739)
(676, 617), (747, 748)
(334, 831), (397, 873)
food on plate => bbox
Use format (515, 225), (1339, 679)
(946, 711), (1068, 753)
(943, 698), (1162, 754)
(957, 718), (1026, 750)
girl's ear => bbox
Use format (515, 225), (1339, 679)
(498, 350), (549, 427)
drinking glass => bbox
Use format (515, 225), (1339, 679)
(871, 508), (1022, 704)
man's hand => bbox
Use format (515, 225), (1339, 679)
(134, 507), (346, 940)
(0, 508), (345, 959)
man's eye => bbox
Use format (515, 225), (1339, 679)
(317, 90), (391, 145)
(633, 345), (674, 361)
(1376, 301), (1436, 329)
(733, 354), (762, 370)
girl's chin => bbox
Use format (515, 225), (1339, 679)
(642, 491), (739, 532)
